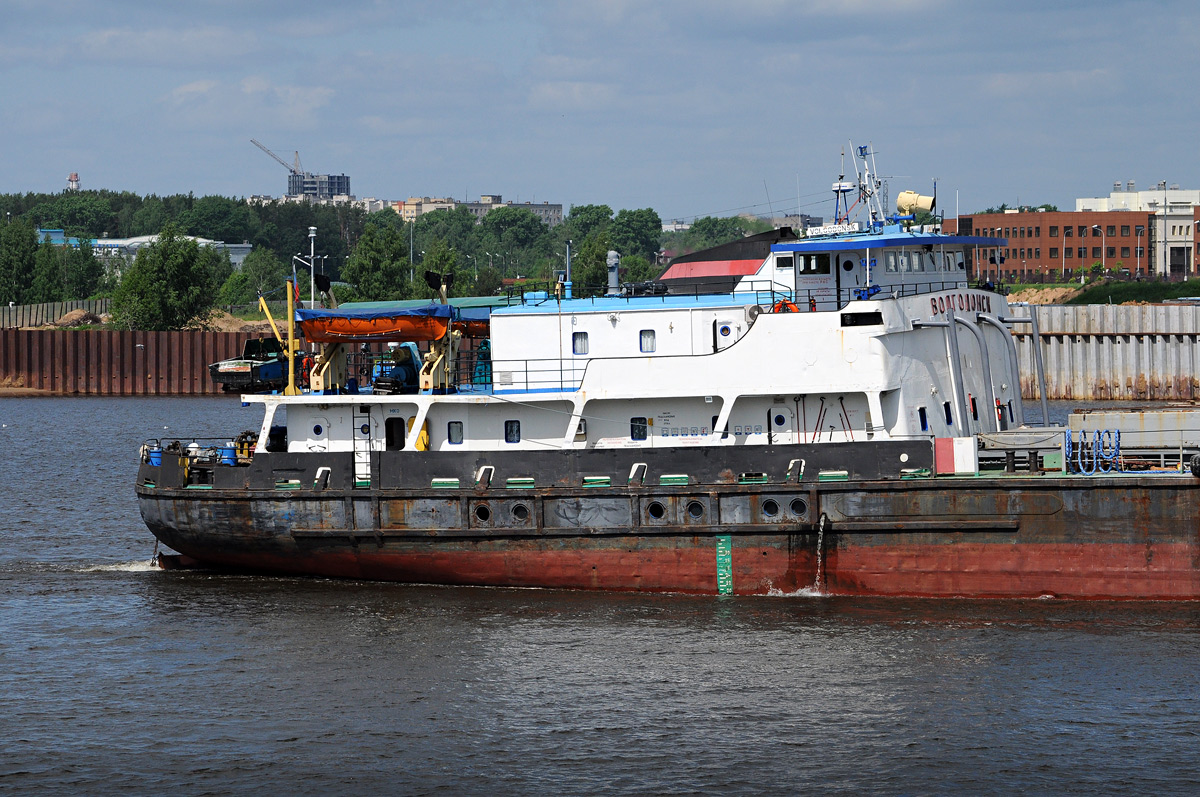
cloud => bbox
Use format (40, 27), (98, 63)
(159, 75), (334, 131)
(527, 81), (618, 111)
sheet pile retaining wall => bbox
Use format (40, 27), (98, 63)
(0, 329), (248, 395)
(1009, 304), (1200, 401)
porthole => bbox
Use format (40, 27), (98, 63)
(790, 498), (808, 517)
(511, 503), (529, 522)
(474, 504), (491, 523)
(312, 424), (323, 436)
(359, 423), (370, 435)
(647, 501), (666, 520)
(687, 500), (704, 519)
(762, 499), (780, 517)
(774, 414), (786, 427)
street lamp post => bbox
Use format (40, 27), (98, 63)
(1136, 227), (1143, 276)
(1092, 225), (1106, 273)
(465, 254), (477, 280)
(308, 227), (316, 305)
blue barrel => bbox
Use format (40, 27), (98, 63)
(148, 449), (162, 467)
(219, 445), (236, 466)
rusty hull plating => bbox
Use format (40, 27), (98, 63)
(136, 441), (1200, 599)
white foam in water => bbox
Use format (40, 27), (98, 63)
(77, 560), (160, 573)
(765, 585), (825, 598)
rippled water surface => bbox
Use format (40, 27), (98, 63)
(3, 397), (1200, 795)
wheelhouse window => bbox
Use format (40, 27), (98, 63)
(572, 332), (588, 355)
(447, 421), (464, 445)
(504, 420), (521, 443)
(798, 253), (832, 274)
(639, 330), (656, 353)
(631, 417), (648, 440)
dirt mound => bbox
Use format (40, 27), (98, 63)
(55, 309), (103, 327)
(1005, 286), (1084, 305)
(196, 310), (274, 334)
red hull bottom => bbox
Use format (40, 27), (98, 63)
(157, 539), (1200, 600)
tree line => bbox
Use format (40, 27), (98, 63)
(0, 188), (763, 329)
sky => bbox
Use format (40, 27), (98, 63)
(3, 0), (1199, 223)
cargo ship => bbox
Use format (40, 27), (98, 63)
(136, 148), (1200, 599)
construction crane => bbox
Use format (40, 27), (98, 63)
(251, 139), (303, 175)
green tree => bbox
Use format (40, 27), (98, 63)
(563, 204), (613, 241)
(610, 208), (662, 261)
(0, 218), (38, 305)
(61, 240), (103, 300)
(480, 206), (548, 252)
(110, 223), (221, 330)
(571, 229), (614, 296)
(341, 224), (412, 301)
(473, 265), (503, 296)
(688, 216), (744, 247)
(218, 248), (289, 306)
(29, 242), (64, 304)
(421, 238), (465, 299)
(619, 254), (659, 283)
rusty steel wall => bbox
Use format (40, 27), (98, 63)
(1010, 304), (1200, 401)
(0, 329), (250, 395)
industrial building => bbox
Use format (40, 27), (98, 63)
(945, 180), (1200, 280)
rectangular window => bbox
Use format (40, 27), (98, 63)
(504, 420), (521, 444)
(1035, 248), (1041, 258)
(572, 331), (588, 355)
(1107, 225), (1116, 237)
(1092, 247), (1102, 259)
(639, 330), (656, 353)
(385, 417), (406, 451)
(1019, 227), (1025, 238)
(1034, 227), (1040, 237)
(1107, 247), (1116, 258)
(1079, 226), (1087, 237)
(631, 417), (648, 440)
(1136, 247), (1145, 258)
(918, 406), (929, 432)
(1121, 225), (1130, 237)
(1135, 225), (1145, 236)
(1064, 226), (1073, 238)
(885, 252), (898, 272)
(447, 421), (463, 445)
(1050, 248), (1059, 259)
(1121, 247), (1130, 258)
(1065, 248), (1072, 258)
(775, 253), (794, 269)
(1050, 226), (1059, 237)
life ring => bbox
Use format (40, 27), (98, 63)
(772, 300), (800, 314)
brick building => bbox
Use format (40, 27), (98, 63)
(944, 210), (1155, 282)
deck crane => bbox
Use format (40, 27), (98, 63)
(250, 139), (303, 175)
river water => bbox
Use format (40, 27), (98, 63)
(3, 397), (1200, 795)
